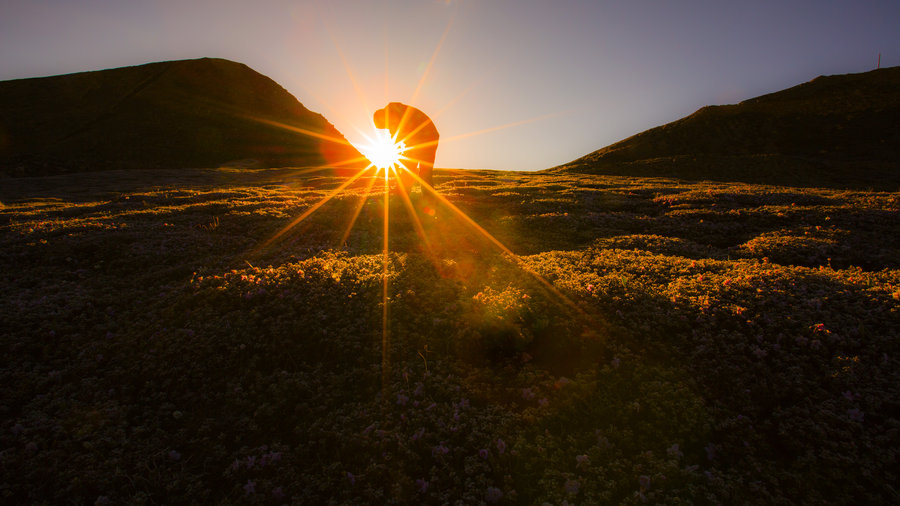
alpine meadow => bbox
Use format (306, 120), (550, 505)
(1, 59), (898, 504)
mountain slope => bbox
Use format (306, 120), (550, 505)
(554, 67), (900, 189)
(0, 58), (365, 176)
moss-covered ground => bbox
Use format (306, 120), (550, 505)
(1, 167), (898, 504)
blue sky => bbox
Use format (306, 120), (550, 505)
(1, 0), (898, 170)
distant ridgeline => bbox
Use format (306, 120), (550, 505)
(0, 58), (365, 176)
(555, 66), (900, 190)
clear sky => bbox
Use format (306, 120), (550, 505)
(1, 0), (898, 171)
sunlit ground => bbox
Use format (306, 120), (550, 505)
(247, 121), (584, 405)
(1, 167), (898, 503)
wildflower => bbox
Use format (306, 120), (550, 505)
(848, 408), (864, 422)
(496, 438), (506, 454)
(586, 283), (594, 292)
(479, 449), (489, 459)
(554, 377), (571, 389)
(416, 479), (429, 493)
(347, 472), (356, 485)
(667, 443), (683, 459)
(396, 393), (409, 406)
(259, 447), (281, 467)
(597, 434), (611, 449)
(432, 442), (449, 456)
(564, 479), (580, 496)
(538, 397), (549, 407)
(522, 387), (535, 400)
(243, 480), (256, 495)
(272, 487), (285, 500)
(705, 443), (716, 461)
(576, 454), (590, 468)
(168, 450), (181, 461)
(485, 487), (503, 503)
(611, 357), (621, 369)
(639, 475), (651, 491)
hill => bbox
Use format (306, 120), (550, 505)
(0, 58), (365, 176)
(554, 66), (900, 189)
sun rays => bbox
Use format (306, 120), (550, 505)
(356, 129), (408, 171)
(243, 13), (585, 403)
(246, 160), (590, 404)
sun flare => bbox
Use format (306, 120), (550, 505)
(358, 129), (406, 170)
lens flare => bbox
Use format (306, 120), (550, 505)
(358, 129), (406, 170)
(242, 11), (580, 408)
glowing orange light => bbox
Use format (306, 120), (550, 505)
(251, 167), (372, 255)
(338, 173), (379, 249)
(358, 129), (407, 170)
(381, 163), (392, 401)
(240, 9), (586, 407)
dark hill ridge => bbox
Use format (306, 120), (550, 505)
(0, 58), (365, 176)
(554, 66), (900, 189)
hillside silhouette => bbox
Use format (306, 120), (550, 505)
(554, 66), (900, 189)
(0, 58), (365, 176)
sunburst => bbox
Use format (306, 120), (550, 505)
(356, 129), (407, 171)
(246, 16), (587, 403)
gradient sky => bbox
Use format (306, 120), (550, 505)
(1, 0), (898, 171)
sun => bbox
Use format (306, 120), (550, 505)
(359, 129), (406, 170)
